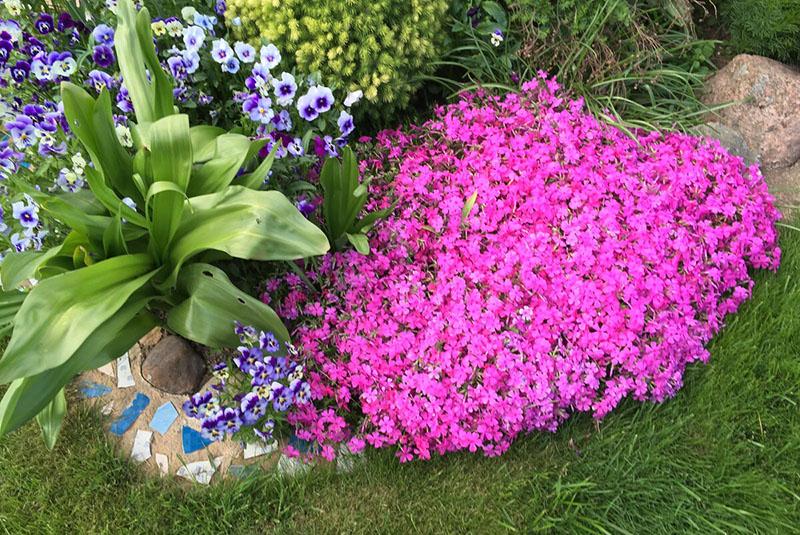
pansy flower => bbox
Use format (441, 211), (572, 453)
(214, 0), (227, 17)
(271, 72), (297, 106)
(253, 420), (275, 443)
(343, 89), (363, 107)
(272, 385), (292, 411)
(34, 13), (54, 34)
(296, 92), (319, 122)
(259, 331), (280, 353)
(240, 392), (268, 424)
(211, 38), (233, 63)
(92, 44), (115, 68)
(0, 40), (12, 65)
(10, 232), (30, 252)
(182, 25), (204, 50)
(259, 43), (280, 68)
(10, 59), (30, 83)
(86, 69), (115, 92)
(167, 55), (187, 80)
(12, 198), (39, 228)
(222, 56), (239, 73)
(5, 115), (36, 149)
(234, 41), (255, 63)
(243, 94), (273, 123)
(200, 415), (225, 442)
(56, 167), (84, 192)
(91, 24), (114, 46)
(337, 110), (355, 136)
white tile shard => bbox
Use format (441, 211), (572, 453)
(131, 430), (153, 463)
(100, 401), (115, 416)
(97, 362), (115, 378)
(176, 461), (216, 485)
(155, 453), (169, 477)
(116, 352), (135, 388)
(243, 441), (277, 460)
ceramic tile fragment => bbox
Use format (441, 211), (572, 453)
(131, 430), (153, 463)
(116, 352), (135, 388)
(176, 461), (216, 485)
(97, 362), (115, 378)
(149, 402), (178, 435)
(100, 401), (115, 416)
(79, 381), (112, 399)
(182, 425), (212, 454)
(243, 441), (277, 460)
(155, 453), (169, 477)
(109, 393), (150, 436)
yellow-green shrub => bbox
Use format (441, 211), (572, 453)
(226, 0), (448, 118)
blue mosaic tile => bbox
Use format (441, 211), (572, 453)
(109, 393), (150, 436)
(182, 425), (213, 454)
(149, 402), (178, 435)
(79, 381), (112, 399)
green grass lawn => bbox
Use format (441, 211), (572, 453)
(1, 229), (799, 535)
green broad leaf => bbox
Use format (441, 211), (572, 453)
(235, 143), (277, 190)
(147, 115), (192, 260)
(84, 167), (148, 228)
(102, 214), (128, 258)
(36, 389), (66, 450)
(163, 186), (329, 286)
(60, 83), (137, 201)
(187, 133), (255, 197)
(0, 290), (27, 335)
(115, 0), (174, 124)
(462, 190), (479, 223)
(346, 232), (370, 255)
(0, 254), (156, 384)
(0, 247), (61, 290)
(167, 263), (290, 347)
(190, 125), (226, 163)
(0, 302), (155, 440)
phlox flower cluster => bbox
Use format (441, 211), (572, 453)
(182, 323), (311, 445)
(271, 76), (781, 461)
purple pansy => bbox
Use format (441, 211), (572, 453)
(91, 24), (114, 46)
(337, 110), (355, 136)
(10, 60), (30, 83)
(92, 44), (115, 67)
(271, 72), (296, 106)
(34, 13), (54, 35)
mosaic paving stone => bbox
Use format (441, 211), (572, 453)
(149, 402), (178, 435)
(109, 393), (150, 436)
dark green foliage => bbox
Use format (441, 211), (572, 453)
(722, 0), (800, 64)
(509, 0), (718, 130)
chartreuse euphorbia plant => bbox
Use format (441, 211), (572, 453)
(0, 0), (329, 448)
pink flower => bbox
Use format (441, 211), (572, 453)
(278, 76), (781, 461)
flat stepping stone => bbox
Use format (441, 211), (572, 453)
(79, 381), (112, 399)
(182, 425), (213, 454)
(131, 430), (153, 463)
(149, 402), (178, 435)
(109, 393), (150, 436)
(116, 352), (135, 388)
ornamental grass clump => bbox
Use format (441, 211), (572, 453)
(271, 75), (781, 462)
(224, 0), (448, 119)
